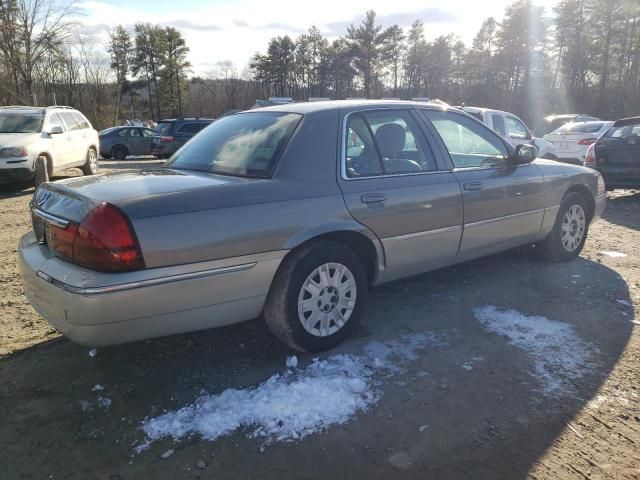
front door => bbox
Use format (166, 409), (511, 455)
(595, 120), (640, 185)
(338, 108), (463, 283)
(58, 112), (84, 165)
(421, 109), (545, 260)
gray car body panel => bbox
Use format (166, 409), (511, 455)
(19, 100), (606, 346)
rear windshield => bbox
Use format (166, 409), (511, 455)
(155, 122), (173, 135)
(554, 122), (608, 134)
(166, 112), (301, 178)
(0, 110), (44, 133)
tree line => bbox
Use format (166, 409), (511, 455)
(0, 0), (638, 129)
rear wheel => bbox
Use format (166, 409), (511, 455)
(34, 155), (49, 187)
(112, 145), (128, 160)
(81, 148), (98, 176)
(538, 191), (589, 262)
(264, 240), (367, 352)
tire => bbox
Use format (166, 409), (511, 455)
(101, 153), (111, 160)
(112, 145), (128, 160)
(81, 148), (98, 176)
(34, 155), (49, 187)
(538, 191), (590, 262)
(264, 240), (368, 352)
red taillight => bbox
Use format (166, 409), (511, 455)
(160, 136), (174, 143)
(578, 138), (597, 145)
(584, 144), (596, 167)
(48, 203), (144, 272)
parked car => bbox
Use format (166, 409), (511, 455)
(543, 121), (614, 165)
(585, 116), (640, 189)
(459, 106), (558, 160)
(150, 117), (214, 158)
(533, 114), (601, 137)
(0, 105), (99, 186)
(19, 100), (606, 352)
(99, 126), (156, 160)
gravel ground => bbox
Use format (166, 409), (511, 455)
(0, 160), (638, 480)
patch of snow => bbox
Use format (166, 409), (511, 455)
(616, 299), (632, 307)
(600, 251), (627, 258)
(92, 384), (105, 392)
(285, 356), (298, 369)
(97, 397), (112, 409)
(418, 424), (429, 432)
(473, 306), (598, 395)
(461, 363), (474, 371)
(571, 275), (582, 278)
(137, 332), (445, 451)
(88, 348), (98, 358)
(160, 449), (174, 459)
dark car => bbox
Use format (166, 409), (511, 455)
(534, 114), (601, 137)
(151, 118), (214, 158)
(585, 116), (640, 189)
(99, 126), (156, 160)
(20, 100), (605, 352)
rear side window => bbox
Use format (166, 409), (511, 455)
(177, 122), (209, 134)
(606, 122), (640, 139)
(60, 112), (81, 131)
(166, 112), (301, 178)
(491, 114), (506, 137)
(423, 110), (508, 168)
(344, 109), (436, 178)
(155, 122), (173, 135)
(73, 112), (91, 129)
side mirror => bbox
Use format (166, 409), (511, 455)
(49, 126), (64, 135)
(513, 144), (537, 164)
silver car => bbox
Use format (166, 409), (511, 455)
(18, 101), (607, 352)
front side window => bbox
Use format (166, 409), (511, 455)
(0, 110), (44, 133)
(423, 110), (508, 168)
(345, 109), (436, 178)
(141, 128), (154, 137)
(118, 128), (131, 137)
(46, 113), (64, 132)
(166, 112), (301, 178)
(505, 116), (531, 140)
(60, 112), (80, 131)
(491, 114), (506, 137)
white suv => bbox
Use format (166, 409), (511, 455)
(0, 106), (99, 186)
(459, 106), (558, 160)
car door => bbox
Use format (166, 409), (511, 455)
(43, 113), (72, 167)
(595, 121), (640, 183)
(127, 128), (144, 155)
(421, 109), (545, 260)
(139, 128), (154, 155)
(338, 108), (463, 283)
(58, 111), (84, 165)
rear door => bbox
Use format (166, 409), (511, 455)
(595, 120), (640, 183)
(421, 109), (545, 260)
(338, 108), (463, 282)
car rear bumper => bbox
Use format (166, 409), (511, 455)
(18, 231), (286, 346)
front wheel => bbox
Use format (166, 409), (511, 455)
(538, 191), (589, 262)
(264, 240), (368, 352)
(81, 148), (98, 176)
(112, 145), (128, 160)
(34, 155), (49, 187)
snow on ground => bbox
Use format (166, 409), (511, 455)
(137, 332), (444, 452)
(600, 251), (628, 258)
(473, 306), (599, 395)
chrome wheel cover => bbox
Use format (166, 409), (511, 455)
(297, 262), (357, 337)
(561, 204), (586, 252)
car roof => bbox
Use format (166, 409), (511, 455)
(248, 99), (448, 114)
(158, 118), (214, 122)
(613, 116), (640, 126)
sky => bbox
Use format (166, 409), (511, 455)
(76, 0), (561, 76)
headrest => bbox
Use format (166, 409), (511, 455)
(375, 123), (406, 156)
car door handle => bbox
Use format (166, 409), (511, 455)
(361, 193), (387, 204)
(463, 181), (484, 191)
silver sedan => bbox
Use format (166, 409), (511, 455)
(19, 100), (606, 352)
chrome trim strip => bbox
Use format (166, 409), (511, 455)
(31, 208), (70, 228)
(465, 208), (545, 228)
(36, 262), (257, 295)
(388, 225), (462, 242)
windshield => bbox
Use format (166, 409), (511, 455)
(166, 112), (301, 178)
(0, 110), (44, 133)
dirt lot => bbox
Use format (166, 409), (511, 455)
(0, 161), (638, 480)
